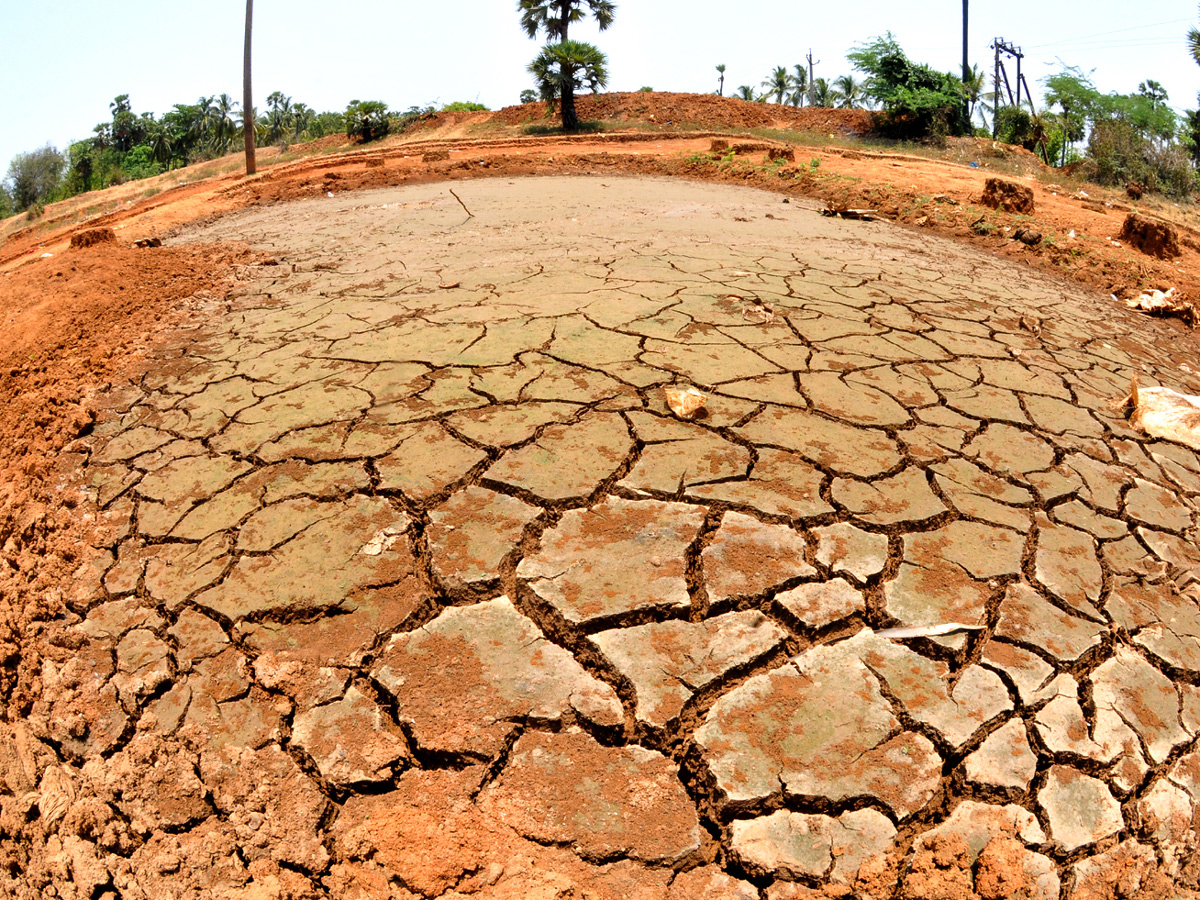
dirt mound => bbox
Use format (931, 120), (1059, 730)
(68, 228), (116, 249)
(945, 136), (1049, 175)
(458, 92), (877, 134)
(1121, 212), (1182, 259)
(298, 132), (353, 152)
(981, 178), (1035, 214)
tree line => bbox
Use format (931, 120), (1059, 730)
(0, 92), (441, 219)
(720, 32), (1199, 200)
(720, 65), (869, 111)
(6, 7), (1200, 216)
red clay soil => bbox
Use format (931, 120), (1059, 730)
(0, 240), (256, 707)
(3, 90), (1200, 899)
(481, 91), (877, 133)
(2, 86), (1200, 718)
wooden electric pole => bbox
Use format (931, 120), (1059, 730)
(990, 37), (1034, 137)
(243, 0), (256, 176)
(806, 49), (818, 107)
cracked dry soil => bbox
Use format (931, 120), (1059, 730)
(7, 174), (1200, 900)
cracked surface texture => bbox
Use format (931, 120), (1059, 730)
(14, 175), (1200, 899)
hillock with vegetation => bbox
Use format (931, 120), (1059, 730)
(5, 13), (1200, 218)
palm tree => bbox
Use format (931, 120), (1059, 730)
(518, 0), (614, 40)
(786, 65), (807, 107)
(831, 74), (866, 109)
(735, 85), (756, 102)
(212, 94), (240, 154)
(191, 96), (216, 149)
(291, 102), (315, 142)
(244, 0), (255, 175)
(962, 63), (989, 124)
(529, 40), (608, 130)
(266, 91), (292, 144)
(1190, 14), (1200, 66)
(761, 66), (790, 104)
(518, 0), (615, 133)
(1029, 110), (1054, 164)
(716, 64), (726, 97)
(810, 78), (831, 108)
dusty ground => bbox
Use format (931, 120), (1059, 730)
(3, 94), (1200, 899)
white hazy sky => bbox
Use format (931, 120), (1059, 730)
(2, 1), (1198, 175)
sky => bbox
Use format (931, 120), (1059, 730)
(2, 0), (1198, 176)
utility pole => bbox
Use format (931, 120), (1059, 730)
(990, 37), (1033, 137)
(992, 38), (1000, 138)
(243, 0), (256, 176)
(962, 0), (969, 84)
(962, 0), (970, 124)
(806, 49), (818, 107)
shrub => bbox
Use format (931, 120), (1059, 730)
(307, 111), (346, 139)
(5, 145), (67, 211)
(519, 90), (538, 105)
(441, 101), (489, 112)
(1084, 118), (1195, 199)
(1145, 144), (1196, 199)
(994, 106), (1034, 148)
(345, 100), (390, 143)
(848, 34), (970, 141)
(120, 144), (162, 181)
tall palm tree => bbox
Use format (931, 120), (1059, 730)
(191, 96), (216, 148)
(212, 94), (240, 154)
(148, 125), (174, 170)
(1190, 14), (1200, 66)
(518, 0), (614, 40)
(831, 74), (866, 109)
(786, 65), (807, 107)
(761, 66), (790, 104)
(1029, 110), (1054, 164)
(244, 0), (255, 174)
(962, 62), (989, 123)
(716, 64), (726, 97)
(291, 102), (315, 142)
(518, 0), (615, 133)
(529, 40), (608, 130)
(810, 77), (831, 108)
(266, 92), (293, 144)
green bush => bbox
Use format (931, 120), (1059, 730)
(994, 106), (1034, 148)
(345, 100), (390, 143)
(441, 101), (489, 112)
(120, 144), (162, 181)
(5, 145), (67, 212)
(1084, 118), (1195, 199)
(519, 90), (539, 105)
(307, 111), (346, 139)
(848, 34), (970, 141)
(1146, 144), (1197, 198)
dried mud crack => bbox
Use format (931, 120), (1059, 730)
(5, 174), (1200, 900)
